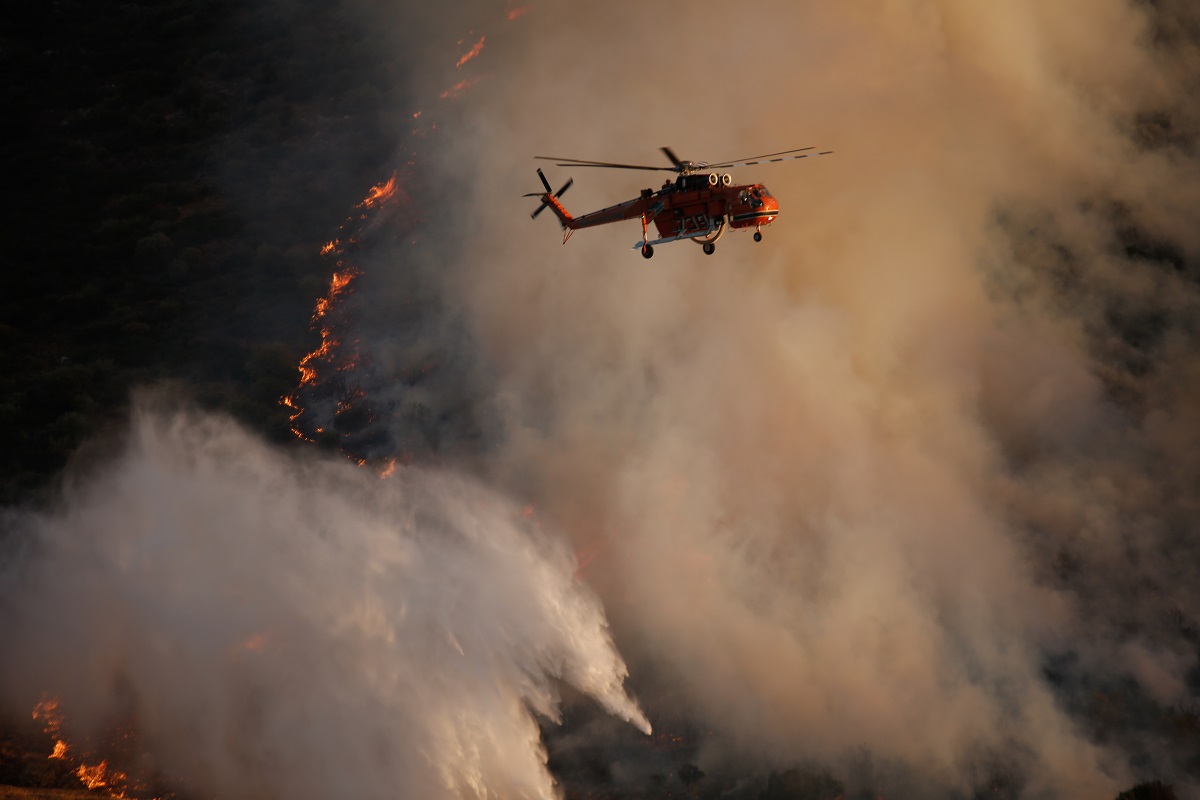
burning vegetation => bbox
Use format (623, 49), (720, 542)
(281, 172), (401, 447)
(30, 697), (159, 800)
(278, 3), (533, 464)
(455, 35), (486, 68)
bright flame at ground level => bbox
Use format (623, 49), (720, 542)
(76, 760), (114, 790)
(31, 696), (137, 799)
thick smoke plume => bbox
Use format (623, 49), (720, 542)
(396, 0), (1200, 796)
(0, 406), (648, 799)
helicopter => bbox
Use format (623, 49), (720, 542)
(525, 146), (831, 258)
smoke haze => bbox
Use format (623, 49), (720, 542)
(439, 0), (1200, 796)
(4, 0), (1200, 798)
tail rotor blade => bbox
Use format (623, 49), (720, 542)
(529, 168), (570, 220)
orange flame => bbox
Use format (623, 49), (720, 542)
(440, 77), (481, 99)
(456, 35), (486, 68)
(507, 6), (530, 21)
(360, 174), (398, 208)
(32, 697), (138, 799)
(76, 760), (113, 790)
(329, 269), (358, 294)
(32, 697), (67, 757)
(296, 334), (332, 387)
(312, 270), (361, 323)
(286, 172), (398, 407)
(32, 697), (62, 726)
(240, 632), (269, 652)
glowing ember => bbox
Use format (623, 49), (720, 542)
(379, 458), (397, 478)
(32, 697), (62, 727)
(456, 35), (486, 68)
(240, 632), (269, 652)
(440, 77), (481, 99)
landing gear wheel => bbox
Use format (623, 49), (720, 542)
(641, 244), (654, 259)
(753, 231), (763, 242)
(702, 242), (716, 255)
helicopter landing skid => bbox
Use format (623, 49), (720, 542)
(630, 224), (725, 251)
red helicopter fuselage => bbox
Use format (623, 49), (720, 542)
(539, 173), (778, 254)
(527, 146), (829, 257)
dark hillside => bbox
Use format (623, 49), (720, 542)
(0, 0), (409, 504)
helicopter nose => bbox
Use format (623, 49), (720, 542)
(760, 195), (779, 222)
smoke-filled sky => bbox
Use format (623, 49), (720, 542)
(5, 1), (1200, 798)
(446, 1), (1200, 795)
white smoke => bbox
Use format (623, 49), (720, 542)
(0, 405), (648, 800)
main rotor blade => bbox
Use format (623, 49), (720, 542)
(536, 167), (552, 193)
(713, 146), (815, 163)
(704, 146), (830, 170)
(536, 155), (670, 172)
(547, 162), (669, 172)
(661, 146), (684, 169)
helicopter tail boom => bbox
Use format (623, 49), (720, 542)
(526, 168), (575, 229)
(535, 194), (575, 229)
